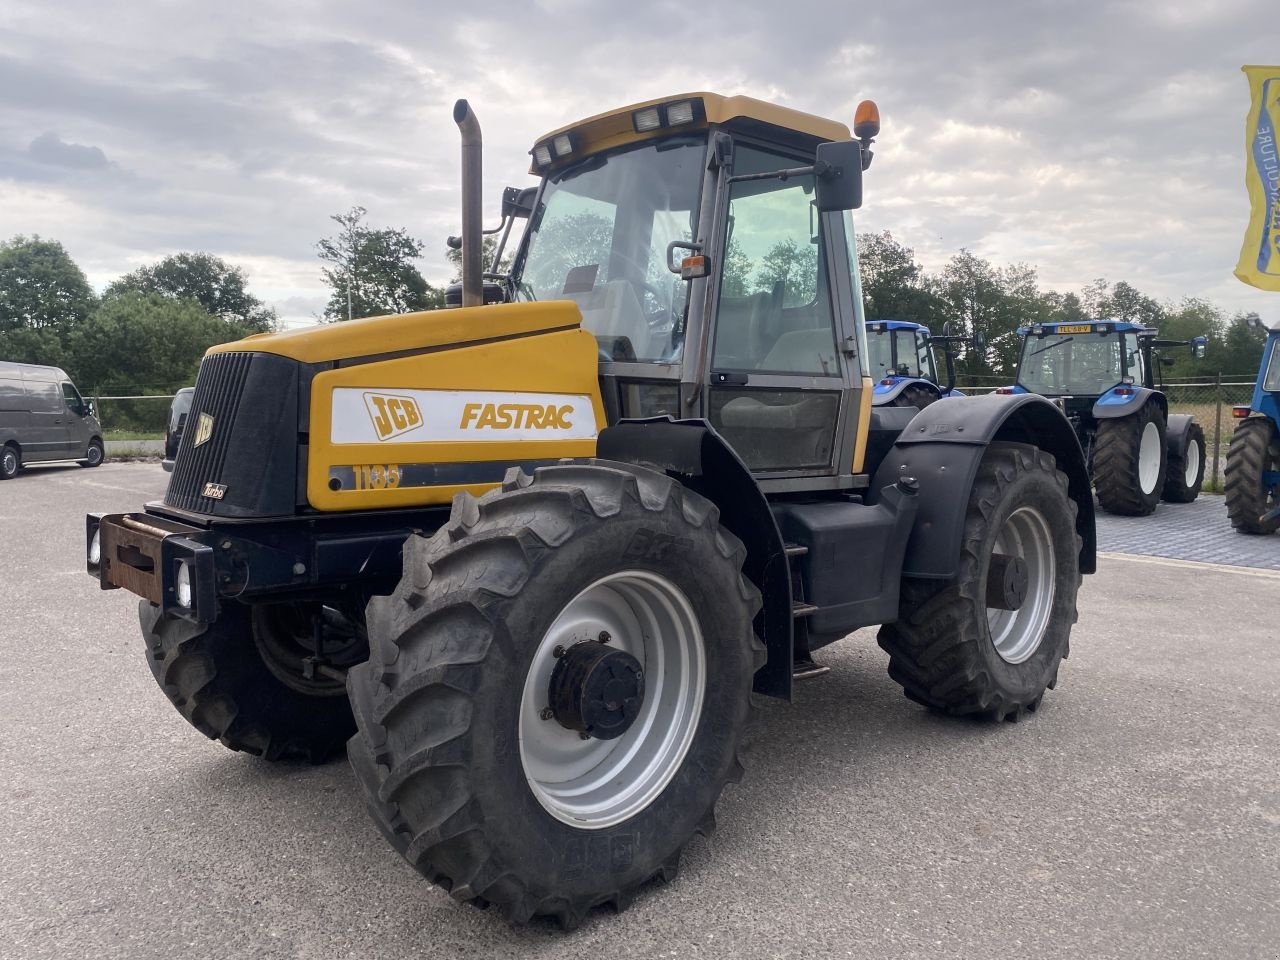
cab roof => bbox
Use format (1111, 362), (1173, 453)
(867, 320), (931, 334)
(529, 92), (852, 174)
(1016, 319), (1150, 336)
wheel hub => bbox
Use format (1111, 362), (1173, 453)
(549, 640), (645, 740)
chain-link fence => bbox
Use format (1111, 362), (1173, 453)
(91, 394), (177, 438)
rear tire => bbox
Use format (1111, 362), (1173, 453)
(1224, 417), (1280, 535)
(878, 443), (1081, 721)
(78, 438), (104, 468)
(141, 599), (364, 761)
(346, 461), (762, 927)
(1093, 403), (1167, 516)
(890, 384), (939, 410)
(1161, 421), (1205, 503)
(0, 444), (18, 480)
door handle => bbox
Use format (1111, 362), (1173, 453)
(711, 371), (749, 386)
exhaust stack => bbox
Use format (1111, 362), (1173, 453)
(453, 99), (483, 308)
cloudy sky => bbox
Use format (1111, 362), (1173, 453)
(1, 0), (1275, 327)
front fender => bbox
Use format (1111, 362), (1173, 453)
(596, 417), (792, 700)
(869, 393), (1095, 579)
(1092, 385), (1167, 420)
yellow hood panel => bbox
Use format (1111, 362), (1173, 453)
(208, 301), (583, 365)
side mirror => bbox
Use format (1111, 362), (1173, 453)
(814, 140), (864, 212)
(1192, 335), (1207, 359)
(502, 186), (537, 220)
(86, 400), (96, 418)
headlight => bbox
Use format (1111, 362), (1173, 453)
(88, 529), (101, 566)
(176, 561), (193, 608)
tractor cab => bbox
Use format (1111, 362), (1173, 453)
(503, 93), (880, 483)
(865, 319), (968, 407)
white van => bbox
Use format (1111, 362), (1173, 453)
(0, 361), (105, 480)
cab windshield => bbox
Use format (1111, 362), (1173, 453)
(1016, 329), (1134, 395)
(514, 136), (706, 363)
(866, 326), (934, 380)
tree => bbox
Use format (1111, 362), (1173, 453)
(105, 252), (276, 333)
(317, 207), (443, 321)
(856, 231), (945, 326)
(0, 235), (96, 336)
(66, 292), (235, 393)
(756, 237), (818, 304)
(446, 234), (513, 283)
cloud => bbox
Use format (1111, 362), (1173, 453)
(0, 0), (1274, 324)
(26, 131), (110, 169)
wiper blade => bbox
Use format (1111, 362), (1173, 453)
(1028, 335), (1073, 357)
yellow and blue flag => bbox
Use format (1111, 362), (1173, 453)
(1236, 65), (1280, 292)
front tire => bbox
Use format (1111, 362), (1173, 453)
(878, 443), (1081, 721)
(346, 461), (762, 927)
(1093, 403), (1167, 516)
(1162, 421), (1206, 503)
(141, 599), (364, 761)
(1224, 416), (1280, 535)
(78, 438), (104, 468)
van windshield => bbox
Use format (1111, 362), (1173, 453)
(170, 390), (194, 431)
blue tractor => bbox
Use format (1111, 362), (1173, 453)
(1224, 316), (1280, 534)
(1000, 320), (1207, 516)
(865, 320), (970, 409)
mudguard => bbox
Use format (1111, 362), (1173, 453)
(869, 392), (1096, 579)
(1092, 384), (1167, 420)
(872, 377), (942, 406)
(596, 417), (793, 700)
(1165, 413), (1195, 455)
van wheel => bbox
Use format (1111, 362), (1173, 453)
(79, 438), (104, 468)
(1, 444), (19, 480)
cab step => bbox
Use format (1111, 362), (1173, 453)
(791, 601), (819, 618)
(784, 542), (808, 558)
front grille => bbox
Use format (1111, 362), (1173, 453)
(165, 352), (254, 512)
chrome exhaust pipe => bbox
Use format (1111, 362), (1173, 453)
(453, 99), (483, 308)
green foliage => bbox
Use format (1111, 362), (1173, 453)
(318, 207), (443, 321)
(0, 235), (96, 339)
(105, 252), (276, 334)
(446, 234), (513, 283)
(67, 292), (237, 394)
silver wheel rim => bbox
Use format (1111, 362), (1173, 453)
(1185, 436), (1200, 488)
(1138, 421), (1161, 494)
(2, 450), (14, 474)
(518, 570), (705, 830)
(87, 444), (102, 465)
(987, 506), (1056, 664)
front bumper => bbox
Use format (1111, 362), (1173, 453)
(86, 505), (441, 625)
(87, 512), (218, 623)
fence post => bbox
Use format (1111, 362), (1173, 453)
(1212, 372), (1223, 490)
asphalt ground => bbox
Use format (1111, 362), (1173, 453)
(2, 462), (1277, 960)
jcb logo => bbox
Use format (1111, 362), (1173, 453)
(363, 393), (422, 441)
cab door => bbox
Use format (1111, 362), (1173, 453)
(700, 141), (864, 485)
(61, 381), (92, 456)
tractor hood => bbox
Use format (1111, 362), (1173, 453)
(207, 301), (585, 365)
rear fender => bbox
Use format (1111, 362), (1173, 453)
(596, 417), (792, 700)
(872, 377), (941, 406)
(1165, 414), (1195, 456)
(869, 393), (1095, 579)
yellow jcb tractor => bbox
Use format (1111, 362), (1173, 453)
(86, 92), (1095, 927)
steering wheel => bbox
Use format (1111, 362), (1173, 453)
(631, 279), (675, 331)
